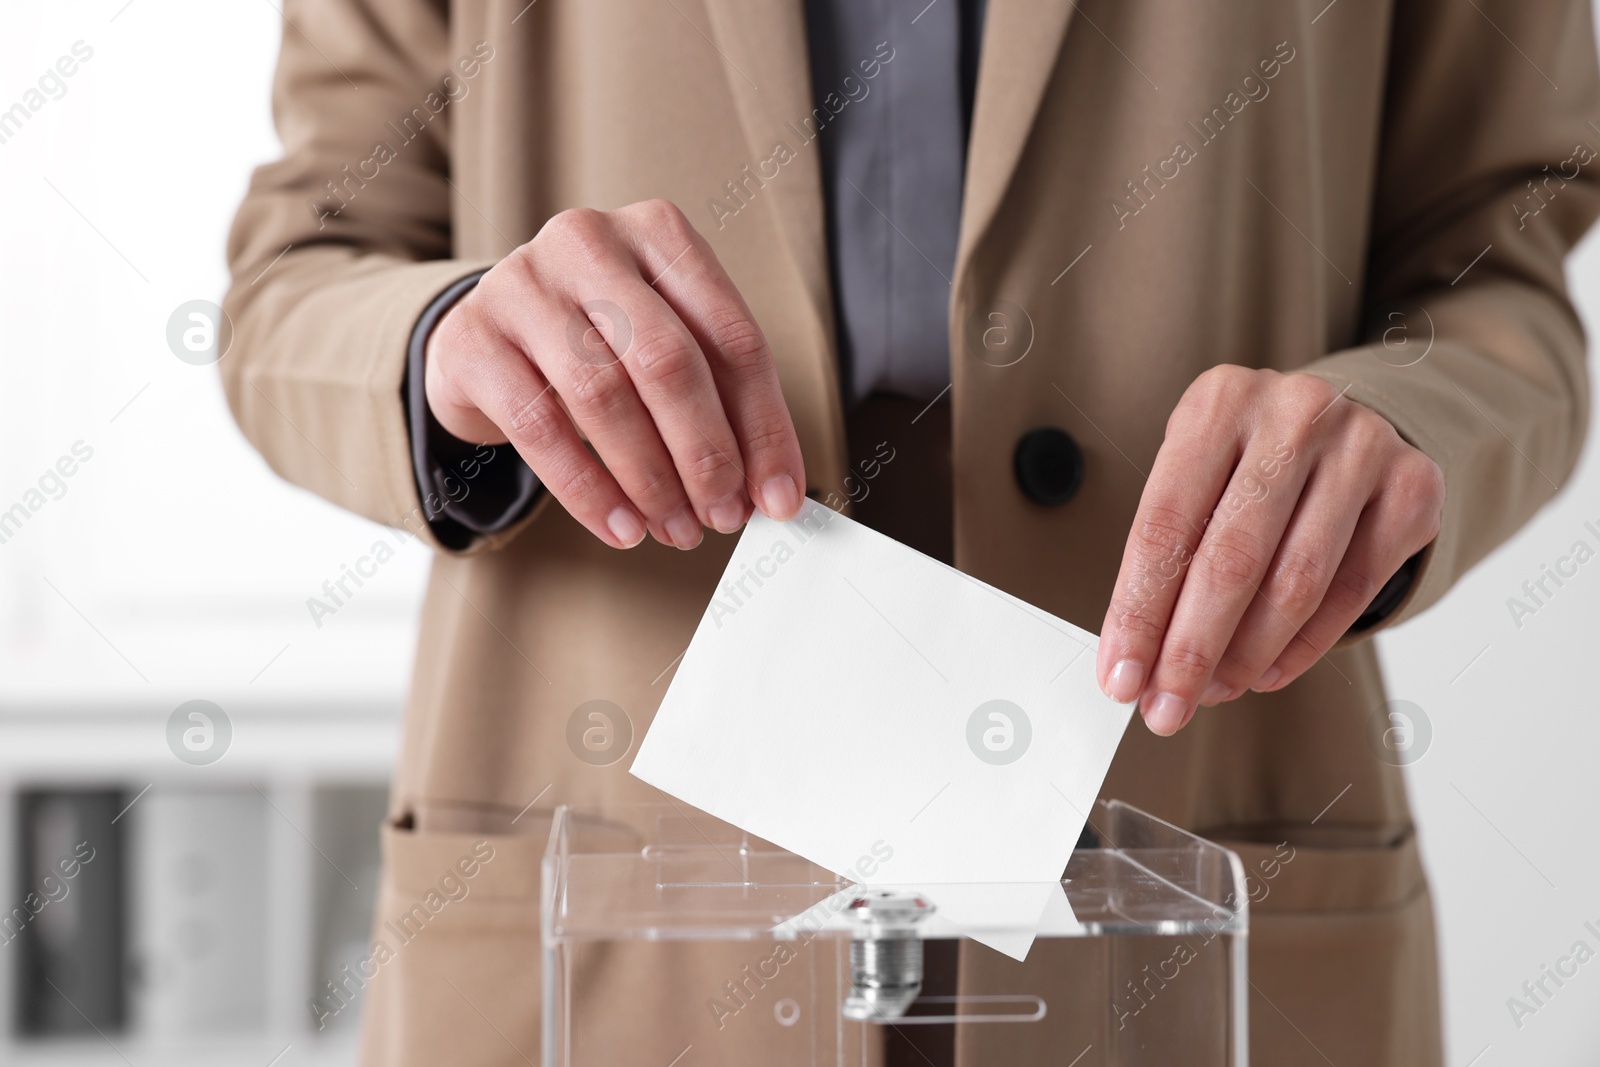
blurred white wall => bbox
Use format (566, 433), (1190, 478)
(0, 1), (430, 708)
(0, 2), (1596, 1064)
(1382, 225), (1600, 1063)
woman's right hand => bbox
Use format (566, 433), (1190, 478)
(424, 199), (807, 550)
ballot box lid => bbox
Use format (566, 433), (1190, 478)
(542, 799), (1249, 944)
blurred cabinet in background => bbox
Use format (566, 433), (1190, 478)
(0, 703), (397, 1067)
(128, 786), (269, 1035)
(12, 790), (126, 1038)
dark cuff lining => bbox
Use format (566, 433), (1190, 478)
(403, 270), (543, 551)
(1348, 549), (1425, 634)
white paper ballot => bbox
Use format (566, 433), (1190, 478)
(630, 499), (1131, 958)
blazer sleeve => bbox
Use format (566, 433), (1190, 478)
(1303, 0), (1600, 632)
(219, 0), (527, 552)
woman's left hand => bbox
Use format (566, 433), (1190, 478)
(1095, 366), (1445, 735)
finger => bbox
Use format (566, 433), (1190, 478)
(443, 320), (647, 550)
(1096, 415), (1242, 707)
(589, 274), (754, 535)
(1205, 460), (1372, 702)
(1253, 473), (1439, 691)
(526, 206), (749, 544)
(623, 203), (807, 520)
(425, 294), (511, 446)
(1139, 441), (1310, 733)
(488, 275), (707, 550)
(531, 210), (750, 535)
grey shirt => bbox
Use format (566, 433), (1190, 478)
(806, 0), (981, 404)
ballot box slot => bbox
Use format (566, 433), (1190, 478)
(878, 994), (1048, 1025)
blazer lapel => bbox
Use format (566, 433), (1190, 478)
(958, 0), (1077, 266)
(697, 0), (847, 486)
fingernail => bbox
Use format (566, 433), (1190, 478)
(757, 474), (801, 519)
(1105, 660), (1146, 703)
(664, 506), (702, 550)
(1143, 692), (1190, 736)
(707, 493), (748, 534)
(1200, 680), (1229, 707)
(1252, 666), (1284, 692)
(605, 505), (646, 548)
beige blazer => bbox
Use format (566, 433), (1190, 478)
(222, 1), (1600, 1063)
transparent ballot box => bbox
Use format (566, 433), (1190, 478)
(541, 800), (1248, 1067)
